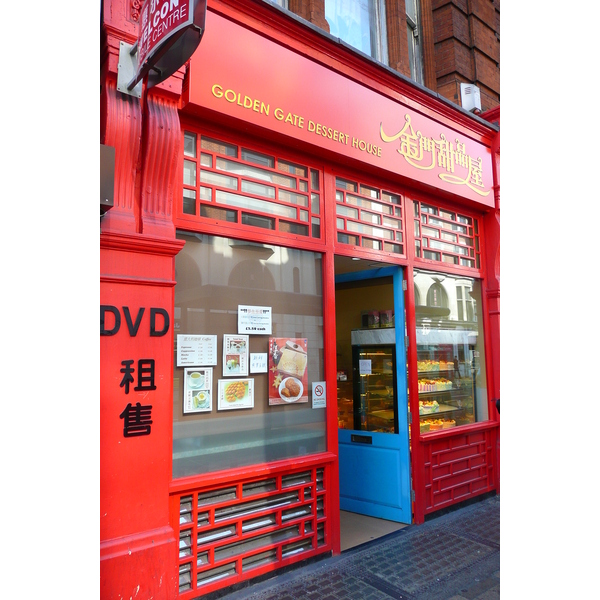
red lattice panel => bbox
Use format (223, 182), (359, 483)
(335, 176), (405, 256)
(180, 130), (323, 240)
(172, 465), (330, 598)
(413, 201), (481, 270)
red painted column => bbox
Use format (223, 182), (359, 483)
(100, 1), (185, 596)
(483, 125), (500, 493)
(323, 166), (341, 555)
(100, 234), (183, 599)
(100, 71), (141, 234)
(139, 90), (182, 238)
(403, 198), (425, 524)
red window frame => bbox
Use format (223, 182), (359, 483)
(177, 123), (325, 250)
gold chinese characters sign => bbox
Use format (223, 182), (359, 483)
(380, 114), (489, 197)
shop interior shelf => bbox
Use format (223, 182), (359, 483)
(420, 403), (466, 417)
(418, 388), (473, 398)
(361, 385), (392, 393)
(369, 409), (395, 421)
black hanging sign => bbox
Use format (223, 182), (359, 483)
(129, 0), (207, 90)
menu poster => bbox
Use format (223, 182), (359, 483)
(238, 305), (272, 335)
(183, 367), (213, 414)
(217, 378), (254, 410)
(177, 334), (218, 367)
(268, 337), (308, 406)
(222, 334), (249, 377)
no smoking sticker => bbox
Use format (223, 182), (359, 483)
(312, 381), (326, 408)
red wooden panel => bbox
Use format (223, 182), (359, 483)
(432, 442), (485, 464)
(423, 428), (495, 514)
(435, 466), (488, 490)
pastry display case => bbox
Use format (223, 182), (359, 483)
(337, 380), (354, 430)
(416, 348), (476, 432)
(353, 346), (396, 433)
(413, 269), (489, 433)
(336, 329), (398, 434)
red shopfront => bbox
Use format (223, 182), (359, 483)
(100, 1), (500, 598)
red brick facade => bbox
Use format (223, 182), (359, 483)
(286, 0), (500, 111)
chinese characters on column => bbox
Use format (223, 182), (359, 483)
(119, 359), (157, 393)
(118, 359), (156, 436)
(101, 305), (170, 439)
(119, 402), (153, 437)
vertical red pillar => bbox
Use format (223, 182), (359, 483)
(100, 1), (185, 596)
(483, 124), (500, 492)
(322, 166), (341, 555)
(100, 234), (183, 599)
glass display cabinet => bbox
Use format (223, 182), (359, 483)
(352, 344), (398, 433)
(414, 269), (489, 432)
(336, 326), (400, 434)
(415, 340), (477, 432)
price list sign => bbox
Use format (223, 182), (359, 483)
(238, 305), (272, 335)
(177, 334), (218, 366)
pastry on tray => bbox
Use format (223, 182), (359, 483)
(419, 400), (439, 414)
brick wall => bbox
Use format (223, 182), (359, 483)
(432, 0), (500, 110)
(289, 0), (329, 31)
(285, 0), (500, 111)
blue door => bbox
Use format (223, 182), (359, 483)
(336, 266), (412, 524)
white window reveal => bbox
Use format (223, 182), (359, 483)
(325, 0), (389, 65)
(405, 0), (424, 84)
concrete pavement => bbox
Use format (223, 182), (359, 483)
(205, 493), (500, 600)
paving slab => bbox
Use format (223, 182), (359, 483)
(206, 494), (500, 600)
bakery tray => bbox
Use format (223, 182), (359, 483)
(421, 404), (465, 417)
(369, 409), (395, 421)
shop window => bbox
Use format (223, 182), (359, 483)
(414, 269), (489, 433)
(172, 232), (326, 479)
(325, 0), (389, 65)
(456, 284), (476, 322)
(184, 131), (197, 156)
(414, 286), (422, 306)
(335, 176), (405, 255)
(180, 131), (323, 241)
(293, 267), (300, 293)
(426, 282), (448, 308)
(228, 261), (276, 290)
(405, 0), (424, 84)
(413, 200), (481, 270)
(241, 148), (275, 168)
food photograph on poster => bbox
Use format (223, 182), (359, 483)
(222, 334), (249, 377)
(183, 367), (213, 414)
(268, 338), (308, 405)
(217, 378), (254, 410)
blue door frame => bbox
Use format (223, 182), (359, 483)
(336, 266), (412, 523)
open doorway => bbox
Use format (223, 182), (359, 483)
(334, 255), (413, 550)
(340, 511), (407, 551)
